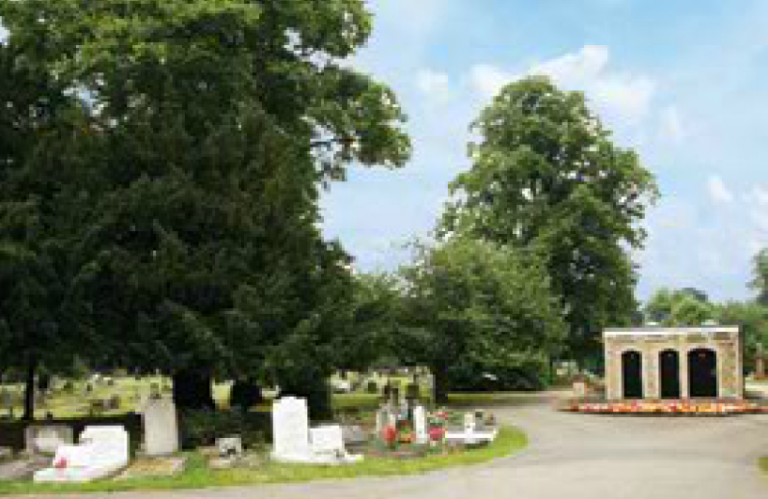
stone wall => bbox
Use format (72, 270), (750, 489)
(604, 329), (743, 401)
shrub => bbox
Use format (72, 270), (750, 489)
(405, 383), (420, 400)
(178, 410), (269, 450)
(366, 380), (379, 394)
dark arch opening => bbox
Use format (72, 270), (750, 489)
(622, 350), (643, 399)
(688, 348), (718, 398)
(659, 350), (680, 399)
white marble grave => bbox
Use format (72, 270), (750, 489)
(413, 405), (428, 444)
(141, 397), (179, 457)
(34, 426), (130, 483)
(444, 412), (498, 445)
(271, 397), (362, 464)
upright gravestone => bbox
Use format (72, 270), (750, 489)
(463, 412), (476, 433)
(413, 405), (428, 444)
(272, 397), (312, 462)
(141, 397), (180, 457)
(25, 425), (74, 455)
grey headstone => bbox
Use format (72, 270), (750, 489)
(141, 397), (180, 457)
(25, 425), (74, 455)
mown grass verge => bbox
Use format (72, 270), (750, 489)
(0, 426), (526, 496)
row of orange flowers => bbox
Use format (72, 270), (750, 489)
(562, 400), (766, 415)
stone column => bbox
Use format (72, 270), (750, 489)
(644, 347), (659, 399)
(680, 348), (690, 399)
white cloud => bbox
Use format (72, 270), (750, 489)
(469, 64), (511, 100)
(659, 105), (686, 143)
(707, 175), (734, 204)
(416, 69), (453, 102)
(748, 185), (768, 206)
(469, 45), (658, 125)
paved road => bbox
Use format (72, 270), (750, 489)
(26, 392), (768, 499)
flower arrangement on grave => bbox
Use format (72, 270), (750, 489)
(428, 427), (445, 443)
(381, 425), (398, 449)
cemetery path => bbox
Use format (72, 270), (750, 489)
(23, 392), (768, 499)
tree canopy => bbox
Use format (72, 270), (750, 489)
(0, 0), (411, 417)
(397, 238), (566, 401)
(444, 76), (658, 362)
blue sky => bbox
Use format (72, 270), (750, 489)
(2, 3), (767, 302)
(322, 0), (768, 302)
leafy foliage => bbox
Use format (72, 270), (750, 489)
(444, 76), (658, 361)
(398, 238), (566, 401)
(0, 0), (411, 417)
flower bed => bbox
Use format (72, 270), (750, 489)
(561, 400), (766, 416)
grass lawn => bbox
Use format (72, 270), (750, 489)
(0, 426), (527, 496)
(759, 456), (768, 474)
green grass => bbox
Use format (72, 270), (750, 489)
(0, 427), (527, 496)
(759, 456), (768, 474)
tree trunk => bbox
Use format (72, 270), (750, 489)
(432, 365), (449, 404)
(22, 356), (37, 421)
(172, 369), (215, 411)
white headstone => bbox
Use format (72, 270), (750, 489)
(310, 425), (344, 456)
(272, 397), (311, 461)
(34, 425), (130, 483)
(413, 406), (428, 444)
(463, 412), (476, 433)
(141, 397), (180, 457)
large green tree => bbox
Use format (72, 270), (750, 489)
(644, 287), (714, 326)
(0, 0), (410, 416)
(399, 238), (566, 402)
(716, 301), (768, 374)
(444, 76), (658, 363)
(0, 37), (98, 419)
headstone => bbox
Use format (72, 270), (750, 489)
(34, 426), (130, 483)
(463, 412), (476, 433)
(413, 406), (428, 445)
(141, 397), (180, 457)
(272, 397), (362, 465)
(310, 426), (345, 456)
(341, 425), (368, 446)
(216, 437), (243, 459)
(444, 411), (497, 445)
(25, 425), (74, 455)
(272, 397), (312, 462)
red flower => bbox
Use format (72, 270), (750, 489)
(429, 427), (445, 442)
(54, 457), (68, 469)
(382, 425), (398, 446)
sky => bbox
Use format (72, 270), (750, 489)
(321, 0), (768, 303)
(2, 3), (767, 303)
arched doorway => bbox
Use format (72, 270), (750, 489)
(659, 350), (680, 399)
(622, 351), (643, 399)
(688, 348), (718, 398)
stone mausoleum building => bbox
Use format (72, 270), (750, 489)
(604, 326), (744, 401)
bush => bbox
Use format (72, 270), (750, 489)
(405, 383), (420, 400)
(178, 410), (269, 450)
(445, 357), (550, 392)
(366, 380), (379, 394)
